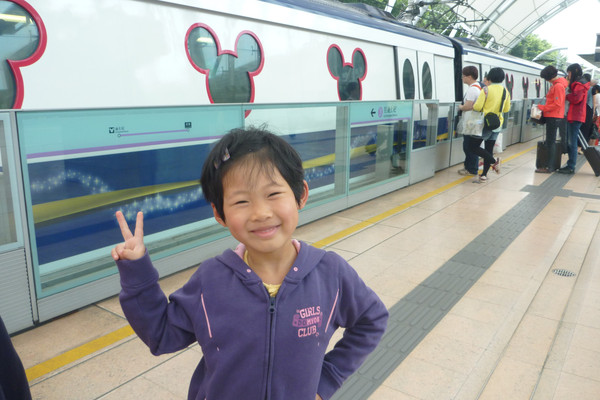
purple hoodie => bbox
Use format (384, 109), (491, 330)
(116, 242), (388, 400)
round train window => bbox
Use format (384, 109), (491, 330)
(422, 62), (433, 99)
(403, 59), (415, 99)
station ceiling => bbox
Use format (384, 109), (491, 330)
(452, 0), (581, 51)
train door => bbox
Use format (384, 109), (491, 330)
(396, 49), (419, 101)
(412, 51), (438, 183)
(432, 54), (456, 171)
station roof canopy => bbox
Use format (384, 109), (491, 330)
(450, 0), (581, 51)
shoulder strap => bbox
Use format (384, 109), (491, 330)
(498, 88), (506, 113)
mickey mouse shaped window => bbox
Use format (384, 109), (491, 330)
(186, 24), (264, 105)
(327, 45), (367, 101)
(0, 0), (46, 109)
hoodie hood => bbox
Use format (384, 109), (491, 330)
(554, 77), (568, 88)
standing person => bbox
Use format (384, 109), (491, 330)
(457, 66), (482, 176)
(470, 67), (510, 183)
(111, 128), (389, 400)
(558, 63), (590, 174)
(535, 65), (567, 173)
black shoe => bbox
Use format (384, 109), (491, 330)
(557, 167), (574, 174)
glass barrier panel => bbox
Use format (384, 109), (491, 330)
(508, 100), (522, 128)
(450, 103), (460, 140)
(16, 105), (244, 296)
(412, 101), (439, 150)
(348, 101), (411, 192)
(437, 103), (454, 143)
(0, 115), (19, 249)
(15, 100), (415, 297)
(244, 104), (346, 205)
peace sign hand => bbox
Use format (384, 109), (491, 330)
(111, 211), (146, 261)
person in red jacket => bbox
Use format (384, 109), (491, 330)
(536, 65), (567, 173)
(559, 63), (590, 174)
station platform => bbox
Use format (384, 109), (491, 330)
(11, 139), (600, 400)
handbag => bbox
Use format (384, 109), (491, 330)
(530, 104), (546, 125)
(493, 132), (503, 154)
(461, 110), (484, 136)
(484, 88), (506, 130)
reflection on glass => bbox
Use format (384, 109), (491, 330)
(413, 102), (438, 150)
(245, 106), (342, 204)
(348, 121), (408, 192)
(348, 101), (411, 192)
(437, 104), (453, 143)
(0, 0), (41, 108)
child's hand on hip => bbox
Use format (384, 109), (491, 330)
(111, 211), (146, 261)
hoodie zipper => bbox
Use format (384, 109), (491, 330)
(264, 294), (276, 400)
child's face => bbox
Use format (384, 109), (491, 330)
(212, 162), (308, 258)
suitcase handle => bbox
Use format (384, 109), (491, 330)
(578, 129), (590, 150)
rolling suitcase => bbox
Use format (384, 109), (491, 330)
(578, 130), (600, 176)
(536, 139), (561, 171)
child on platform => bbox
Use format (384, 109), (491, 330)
(111, 127), (388, 400)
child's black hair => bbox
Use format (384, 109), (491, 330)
(200, 127), (305, 221)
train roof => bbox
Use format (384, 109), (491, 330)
(260, 0), (454, 48)
(261, 0), (543, 71)
(451, 37), (545, 71)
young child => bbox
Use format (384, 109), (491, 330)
(111, 127), (389, 400)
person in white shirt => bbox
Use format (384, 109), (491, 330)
(457, 66), (482, 175)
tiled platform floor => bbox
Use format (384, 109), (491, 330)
(11, 140), (600, 399)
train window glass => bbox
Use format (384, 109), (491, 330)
(327, 46), (366, 100)
(0, 2), (41, 109)
(403, 60), (415, 100)
(187, 25), (262, 104)
(422, 62), (433, 99)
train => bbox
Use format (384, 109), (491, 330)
(3, 0), (546, 110)
(0, 0), (550, 330)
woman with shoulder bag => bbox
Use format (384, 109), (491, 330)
(535, 65), (567, 173)
(559, 63), (590, 174)
(470, 67), (511, 183)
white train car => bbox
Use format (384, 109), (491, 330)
(0, 0), (549, 332)
(3, 0), (457, 110)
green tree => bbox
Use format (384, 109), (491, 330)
(508, 34), (551, 60)
(509, 34), (568, 68)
